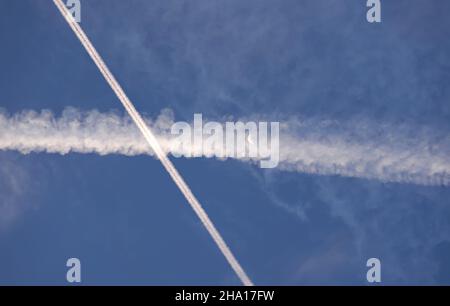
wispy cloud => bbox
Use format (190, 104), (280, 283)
(0, 155), (36, 231)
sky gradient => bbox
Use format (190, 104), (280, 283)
(0, 0), (450, 285)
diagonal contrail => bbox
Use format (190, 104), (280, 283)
(52, 0), (253, 286)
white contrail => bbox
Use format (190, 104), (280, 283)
(1, 108), (450, 186)
(52, 0), (253, 286)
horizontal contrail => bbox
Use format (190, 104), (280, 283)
(1, 108), (449, 187)
(52, 0), (253, 286)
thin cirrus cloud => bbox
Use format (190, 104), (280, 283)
(1, 107), (449, 187)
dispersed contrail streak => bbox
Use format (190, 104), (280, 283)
(52, 0), (253, 286)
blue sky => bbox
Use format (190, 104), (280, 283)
(1, 0), (450, 285)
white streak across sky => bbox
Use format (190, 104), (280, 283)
(52, 0), (254, 286)
(1, 108), (449, 187)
